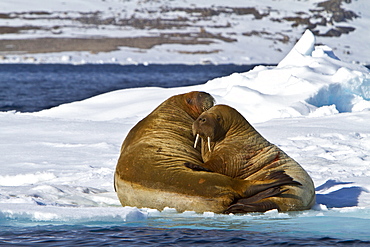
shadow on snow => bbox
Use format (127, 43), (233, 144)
(315, 179), (366, 208)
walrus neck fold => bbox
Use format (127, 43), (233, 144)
(225, 113), (262, 141)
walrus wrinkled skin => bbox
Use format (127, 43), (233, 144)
(190, 104), (316, 213)
(114, 92), (299, 213)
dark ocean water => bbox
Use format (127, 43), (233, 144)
(1, 63), (370, 246)
(1, 225), (370, 246)
(0, 64), (265, 112)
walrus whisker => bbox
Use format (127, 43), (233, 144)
(194, 134), (200, 149)
(207, 136), (211, 152)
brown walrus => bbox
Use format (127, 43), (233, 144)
(114, 92), (299, 213)
(187, 104), (316, 213)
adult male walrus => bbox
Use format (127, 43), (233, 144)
(114, 92), (299, 213)
(188, 104), (316, 213)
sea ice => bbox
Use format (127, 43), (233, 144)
(1, 30), (370, 226)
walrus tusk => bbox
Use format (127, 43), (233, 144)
(194, 134), (200, 148)
(207, 136), (211, 152)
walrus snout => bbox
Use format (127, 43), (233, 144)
(193, 133), (212, 152)
(193, 113), (223, 138)
(192, 113), (222, 152)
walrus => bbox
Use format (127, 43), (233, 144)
(114, 92), (299, 213)
(187, 104), (316, 213)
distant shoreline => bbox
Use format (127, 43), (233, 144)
(0, 0), (367, 65)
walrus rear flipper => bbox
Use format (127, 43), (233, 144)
(244, 170), (301, 198)
(238, 187), (288, 204)
(262, 170), (302, 188)
(224, 187), (286, 213)
(224, 200), (281, 214)
(224, 171), (301, 214)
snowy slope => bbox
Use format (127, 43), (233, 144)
(1, 30), (370, 225)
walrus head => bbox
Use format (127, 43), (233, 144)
(192, 104), (246, 151)
(181, 91), (215, 120)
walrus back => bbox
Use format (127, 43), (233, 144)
(116, 102), (204, 185)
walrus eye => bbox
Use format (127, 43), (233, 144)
(186, 98), (193, 105)
(216, 116), (222, 122)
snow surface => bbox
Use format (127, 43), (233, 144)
(1, 30), (370, 231)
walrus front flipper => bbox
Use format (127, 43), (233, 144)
(184, 162), (213, 172)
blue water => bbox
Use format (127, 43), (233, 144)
(1, 225), (369, 246)
(1, 213), (370, 246)
(1, 63), (370, 246)
(0, 64), (263, 112)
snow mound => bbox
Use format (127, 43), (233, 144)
(34, 30), (370, 123)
